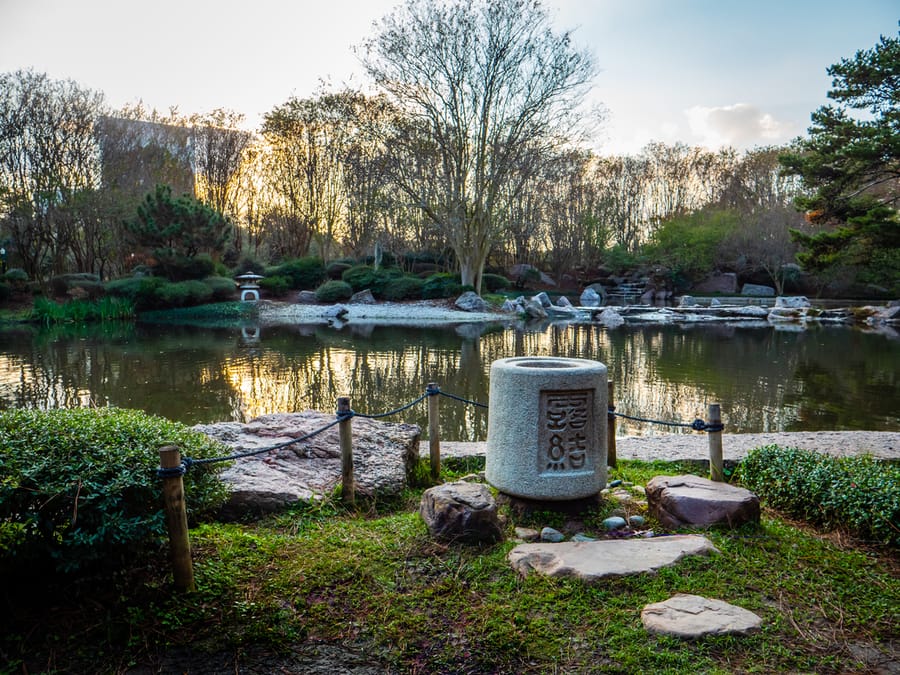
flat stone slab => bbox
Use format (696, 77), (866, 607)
(641, 593), (762, 638)
(507, 535), (718, 581)
(195, 412), (420, 515)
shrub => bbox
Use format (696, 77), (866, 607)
(3, 268), (28, 286)
(738, 445), (900, 545)
(422, 273), (464, 299)
(50, 273), (103, 298)
(233, 255), (267, 276)
(482, 273), (511, 292)
(315, 280), (353, 303)
(0, 282), (10, 302)
(159, 280), (213, 308)
(258, 275), (291, 297)
(326, 261), (353, 279)
(204, 276), (237, 301)
(163, 254), (217, 281)
(105, 276), (167, 310)
(341, 265), (403, 295)
(381, 276), (425, 300)
(0, 407), (230, 573)
(270, 257), (326, 289)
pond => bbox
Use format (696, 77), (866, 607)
(0, 319), (897, 440)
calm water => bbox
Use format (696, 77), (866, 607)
(0, 319), (897, 440)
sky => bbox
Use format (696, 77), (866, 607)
(0, 0), (896, 155)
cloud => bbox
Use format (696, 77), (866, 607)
(685, 103), (787, 150)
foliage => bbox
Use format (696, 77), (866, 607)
(0, 407), (229, 573)
(0, 281), (9, 302)
(30, 296), (135, 323)
(268, 257), (326, 290)
(315, 280), (354, 303)
(3, 268), (29, 285)
(380, 276), (425, 300)
(341, 264), (403, 295)
(481, 273), (511, 292)
(738, 444), (900, 545)
(360, 0), (596, 293)
(158, 280), (213, 308)
(326, 261), (353, 279)
(137, 301), (257, 325)
(162, 252), (217, 282)
(104, 276), (168, 310)
(49, 273), (102, 298)
(203, 275), (238, 301)
(4, 458), (899, 673)
(645, 208), (741, 279)
(127, 184), (232, 280)
(233, 254), (267, 276)
(421, 272), (466, 299)
(780, 29), (900, 292)
(258, 275), (291, 297)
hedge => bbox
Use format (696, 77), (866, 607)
(315, 280), (353, 303)
(0, 408), (230, 573)
(738, 444), (899, 545)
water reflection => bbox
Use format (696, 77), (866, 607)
(0, 320), (897, 440)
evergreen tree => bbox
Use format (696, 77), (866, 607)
(780, 28), (900, 292)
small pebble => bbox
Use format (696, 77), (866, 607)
(628, 515), (646, 528)
(609, 508), (627, 518)
(572, 532), (596, 542)
(608, 479), (622, 488)
(603, 516), (627, 531)
(622, 481), (634, 487)
(540, 526), (565, 543)
(514, 527), (540, 542)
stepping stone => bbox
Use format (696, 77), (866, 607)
(507, 535), (718, 581)
(645, 474), (760, 528)
(641, 593), (762, 638)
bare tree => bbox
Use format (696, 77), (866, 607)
(0, 70), (105, 281)
(360, 0), (597, 293)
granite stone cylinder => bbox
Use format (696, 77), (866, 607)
(485, 356), (607, 501)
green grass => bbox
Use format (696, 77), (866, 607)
(138, 301), (259, 325)
(1, 460), (897, 673)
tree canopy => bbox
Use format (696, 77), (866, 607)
(780, 28), (900, 292)
(360, 0), (597, 293)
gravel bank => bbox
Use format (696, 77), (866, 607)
(258, 299), (509, 326)
(427, 431), (900, 463)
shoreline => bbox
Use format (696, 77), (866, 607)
(425, 430), (900, 463)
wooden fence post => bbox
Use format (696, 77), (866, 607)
(708, 403), (724, 481)
(428, 382), (441, 480)
(607, 380), (617, 469)
(337, 397), (355, 506)
(158, 445), (195, 592)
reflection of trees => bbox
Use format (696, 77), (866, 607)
(1, 323), (897, 438)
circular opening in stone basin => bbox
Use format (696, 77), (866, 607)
(512, 360), (576, 368)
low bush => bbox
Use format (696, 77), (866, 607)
(105, 276), (167, 310)
(482, 273), (511, 292)
(269, 257), (326, 290)
(315, 280), (353, 303)
(3, 268), (28, 286)
(50, 273), (103, 299)
(326, 261), (353, 280)
(163, 254), (217, 281)
(738, 444), (900, 545)
(341, 265), (404, 295)
(204, 275), (237, 301)
(381, 276), (425, 300)
(0, 407), (230, 573)
(159, 280), (213, 308)
(258, 275), (291, 297)
(422, 273), (465, 299)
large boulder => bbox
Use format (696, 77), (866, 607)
(419, 482), (503, 543)
(349, 289), (376, 304)
(774, 295), (810, 309)
(692, 273), (738, 295)
(645, 474), (760, 529)
(455, 290), (490, 312)
(580, 286), (605, 307)
(596, 307), (625, 329)
(641, 594), (762, 638)
(296, 290), (318, 304)
(195, 412), (421, 516)
(531, 291), (553, 308)
(741, 283), (775, 297)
